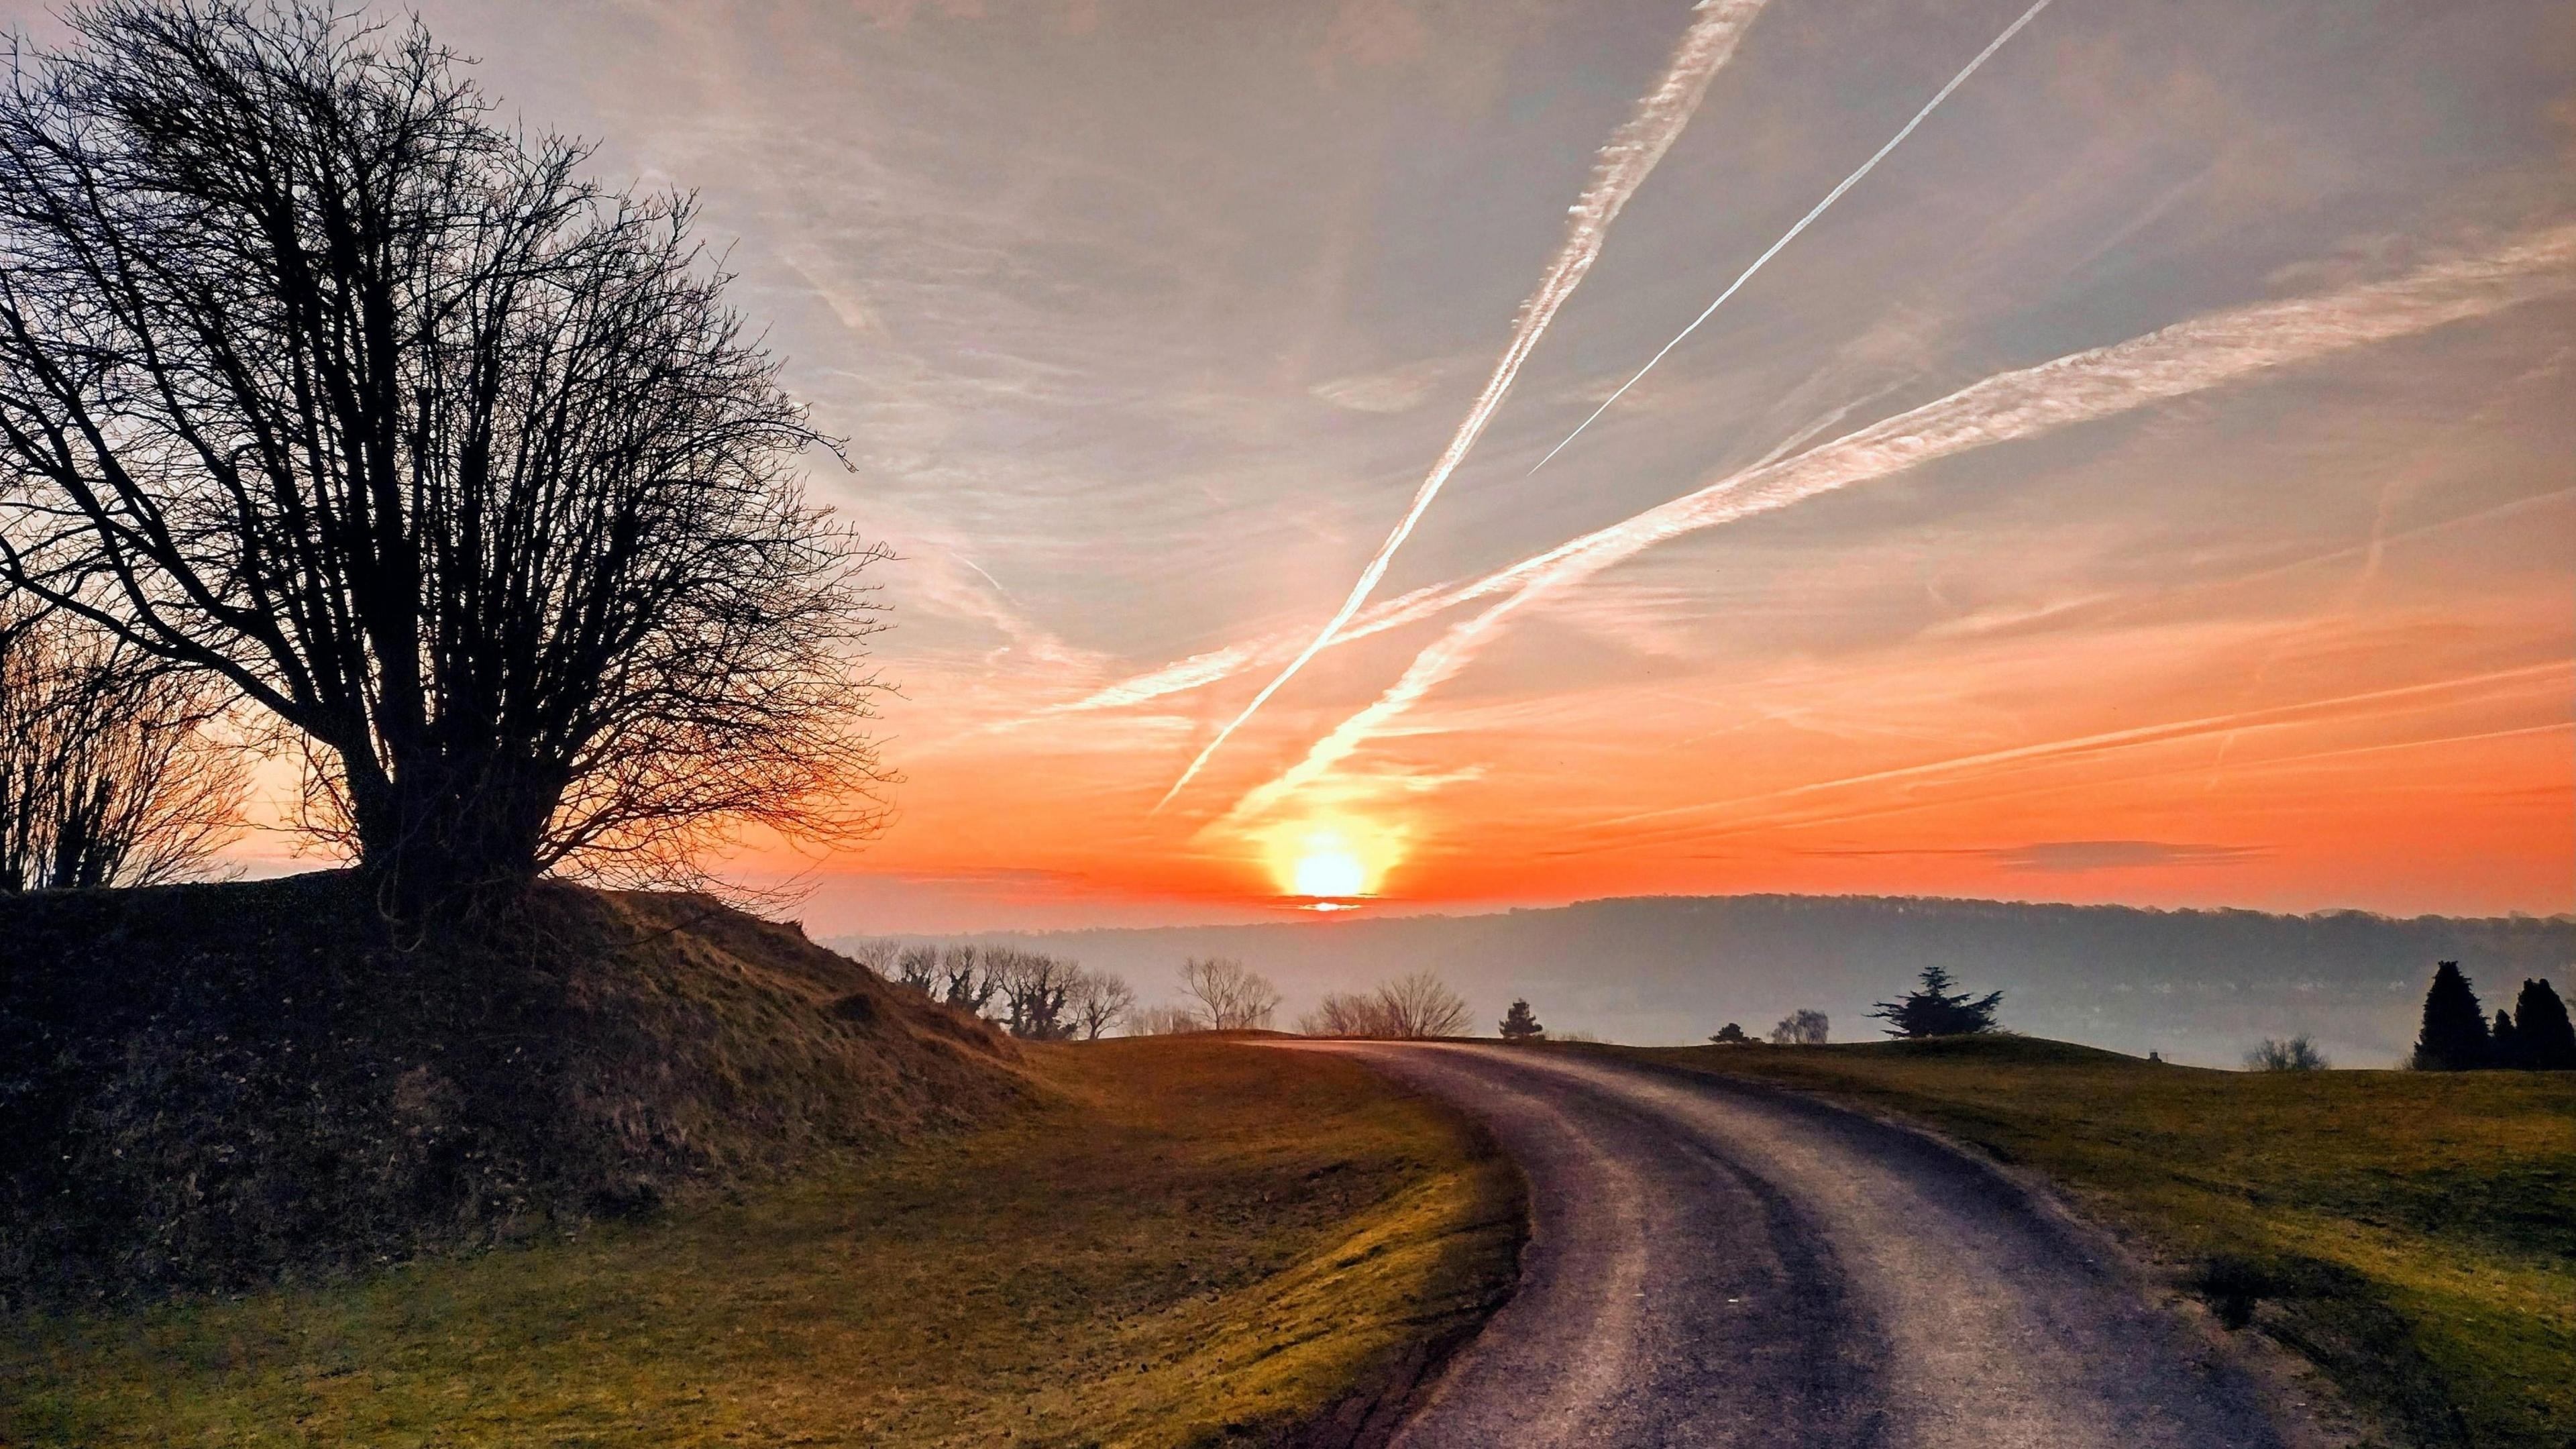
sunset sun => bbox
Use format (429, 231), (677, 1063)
(1265, 818), (1401, 906)
(1291, 841), (1367, 900)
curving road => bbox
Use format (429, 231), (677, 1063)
(1301, 1042), (2296, 1449)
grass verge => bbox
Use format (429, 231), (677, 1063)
(1594, 1036), (2573, 1449)
(2, 1038), (1521, 1448)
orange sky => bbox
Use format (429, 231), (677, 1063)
(160, 0), (2573, 932)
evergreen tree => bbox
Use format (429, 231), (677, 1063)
(2512, 979), (2576, 1071)
(1498, 998), (1545, 1042)
(1870, 965), (2002, 1038)
(2489, 1010), (2524, 1069)
(1708, 1022), (1751, 1044)
(2410, 961), (2490, 1071)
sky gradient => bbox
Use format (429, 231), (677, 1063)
(34, 0), (2569, 930)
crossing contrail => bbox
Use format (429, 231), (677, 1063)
(1524, 0), (2055, 478)
(1149, 0), (1775, 812)
(1208, 225), (2576, 830)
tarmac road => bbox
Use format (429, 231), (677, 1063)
(1303, 1042), (2296, 1449)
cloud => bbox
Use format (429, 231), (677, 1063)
(1805, 840), (2268, 871)
(1152, 0), (1779, 810)
(1206, 224), (2576, 830)
(1988, 840), (2267, 871)
(1308, 354), (1465, 413)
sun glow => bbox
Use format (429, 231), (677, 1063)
(1264, 816), (1404, 906)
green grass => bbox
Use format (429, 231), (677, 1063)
(1592, 1036), (2575, 1449)
(1, 1038), (1522, 1448)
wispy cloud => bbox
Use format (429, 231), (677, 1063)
(1209, 226), (2576, 830)
(1809, 839), (2269, 871)
(1150, 0), (1777, 810)
(1525, 0), (2055, 476)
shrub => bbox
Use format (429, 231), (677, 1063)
(2245, 1035), (2329, 1071)
(1770, 1009), (1829, 1045)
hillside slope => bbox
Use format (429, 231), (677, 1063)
(0, 873), (1026, 1305)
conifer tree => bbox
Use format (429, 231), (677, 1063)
(1870, 965), (2002, 1038)
(1499, 999), (1545, 1042)
(2511, 979), (2576, 1071)
(2489, 1010), (2524, 1069)
(2410, 961), (2490, 1071)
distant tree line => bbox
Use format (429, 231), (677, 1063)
(2412, 962), (2573, 1071)
(843, 941), (1132, 1040)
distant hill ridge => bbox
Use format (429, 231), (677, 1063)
(840, 893), (2573, 1068)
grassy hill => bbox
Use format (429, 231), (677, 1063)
(2, 1038), (1522, 1447)
(1, 879), (1525, 1445)
(0, 873), (1030, 1303)
(1599, 1036), (2575, 1449)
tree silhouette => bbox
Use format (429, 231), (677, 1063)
(1499, 998), (1544, 1042)
(2489, 1010), (2524, 1070)
(2510, 979), (2575, 1071)
(1, 602), (243, 890)
(0, 3), (885, 908)
(1870, 965), (2002, 1038)
(1770, 1008), (1829, 1045)
(1707, 1022), (1750, 1044)
(2410, 961), (2489, 1071)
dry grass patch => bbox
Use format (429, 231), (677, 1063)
(2, 1038), (1521, 1448)
(1597, 1036), (2573, 1449)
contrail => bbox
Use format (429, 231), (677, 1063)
(1149, 0), (1775, 812)
(1525, 0), (2054, 478)
(1208, 226), (2576, 830)
(1038, 388), (1902, 722)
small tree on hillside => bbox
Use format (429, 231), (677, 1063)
(2245, 1035), (2328, 1071)
(1708, 1022), (1750, 1044)
(2410, 961), (2489, 1071)
(1870, 966), (2002, 1038)
(1499, 999), (1544, 1042)
(2512, 979), (2575, 1071)
(1067, 970), (1134, 1041)
(994, 951), (1080, 1040)
(1179, 957), (1279, 1031)
(1, 604), (244, 890)
(1771, 1009), (1829, 1045)
(892, 945), (940, 994)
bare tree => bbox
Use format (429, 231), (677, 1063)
(2246, 1035), (2329, 1071)
(1127, 1003), (1203, 1037)
(1179, 957), (1279, 1032)
(1299, 991), (1387, 1037)
(891, 943), (940, 994)
(1381, 970), (1470, 1037)
(1, 601), (243, 889)
(1771, 1009), (1829, 1045)
(994, 949), (1081, 1041)
(1297, 971), (1468, 1038)
(839, 936), (900, 977)
(0, 3), (886, 908)
(934, 945), (998, 1016)
(1066, 969), (1134, 1041)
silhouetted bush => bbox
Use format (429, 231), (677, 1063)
(2245, 1035), (2329, 1071)
(1770, 1008), (1829, 1045)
